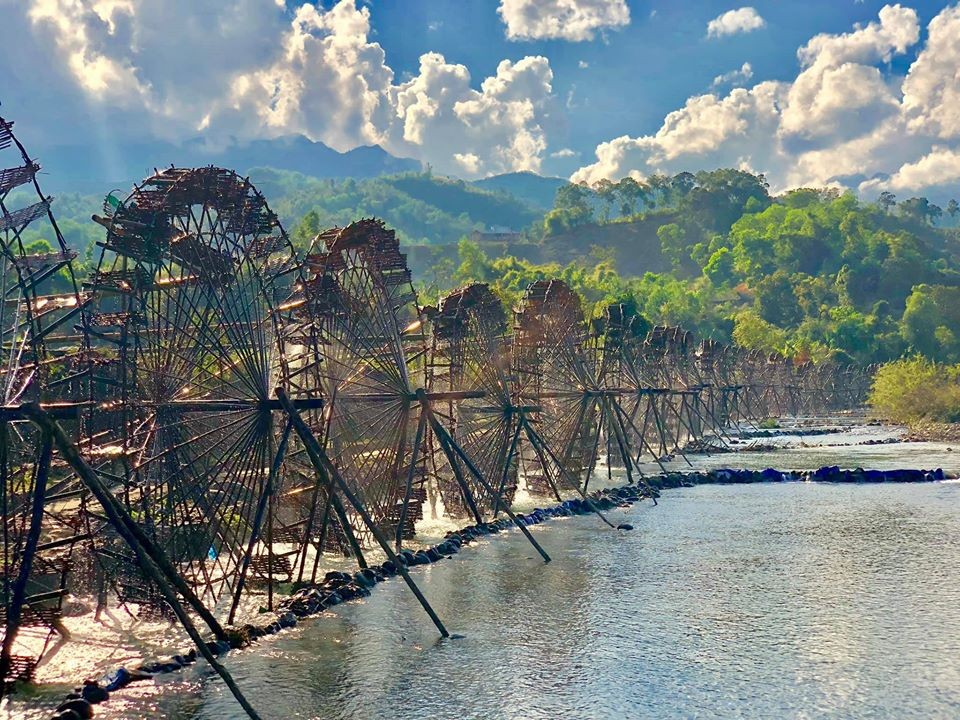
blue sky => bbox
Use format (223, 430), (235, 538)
(1, 1), (959, 198)
(363, 0), (952, 173)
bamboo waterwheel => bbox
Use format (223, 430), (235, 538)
(84, 166), (301, 613)
(513, 280), (603, 496)
(426, 283), (519, 520)
(295, 219), (426, 549)
(0, 114), (91, 686)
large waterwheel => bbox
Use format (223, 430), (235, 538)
(590, 303), (666, 468)
(84, 167), (301, 615)
(426, 283), (519, 520)
(0, 114), (91, 687)
(295, 220), (427, 549)
(513, 280), (603, 495)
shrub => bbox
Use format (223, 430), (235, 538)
(868, 357), (960, 423)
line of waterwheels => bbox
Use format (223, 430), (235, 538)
(0, 112), (872, 704)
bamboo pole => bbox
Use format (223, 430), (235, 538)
(275, 389), (450, 639)
(21, 406), (260, 719)
(519, 414), (617, 529)
(20, 405), (228, 640)
(0, 429), (52, 687)
(417, 391), (550, 564)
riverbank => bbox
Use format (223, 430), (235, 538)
(11, 421), (960, 719)
(901, 420), (960, 444)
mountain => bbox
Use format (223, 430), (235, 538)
(33, 135), (421, 193)
(472, 171), (569, 210)
(247, 168), (545, 244)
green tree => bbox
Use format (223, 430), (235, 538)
(898, 197), (937, 224)
(657, 223), (686, 271)
(615, 177), (646, 216)
(703, 247), (735, 286)
(732, 311), (789, 354)
(901, 285), (942, 358)
(454, 238), (492, 284)
(754, 270), (802, 327)
(947, 199), (959, 220)
(877, 191), (896, 214)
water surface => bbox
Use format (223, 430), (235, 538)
(110, 489), (960, 718)
(12, 430), (960, 719)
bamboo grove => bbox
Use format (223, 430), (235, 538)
(0, 114), (871, 688)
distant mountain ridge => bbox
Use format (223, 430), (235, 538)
(471, 171), (568, 210)
(34, 134), (421, 193)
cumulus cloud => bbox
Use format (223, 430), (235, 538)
(22, 0), (556, 177)
(860, 146), (960, 194)
(706, 7), (766, 39)
(901, 4), (960, 138)
(574, 4), (960, 201)
(27, 0), (288, 132)
(711, 62), (754, 90)
(388, 53), (554, 175)
(498, 0), (630, 42)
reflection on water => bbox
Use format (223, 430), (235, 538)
(10, 430), (960, 719)
(94, 482), (960, 719)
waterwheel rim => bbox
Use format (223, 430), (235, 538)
(514, 279), (601, 495)
(295, 219), (426, 547)
(0, 113), (91, 683)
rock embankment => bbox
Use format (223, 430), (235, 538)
(651, 466), (949, 489)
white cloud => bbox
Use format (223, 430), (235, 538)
(711, 62), (754, 89)
(779, 4), (918, 145)
(551, 148), (577, 158)
(860, 146), (960, 195)
(573, 83), (785, 185)
(706, 7), (766, 39)
(574, 4), (960, 201)
(498, 0), (630, 42)
(389, 53), (555, 176)
(28, 0), (289, 132)
(901, 4), (960, 139)
(22, 0), (557, 178)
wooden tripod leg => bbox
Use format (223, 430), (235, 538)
(276, 389), (450, 639)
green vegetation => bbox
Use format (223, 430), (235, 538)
(17, 166), (960, 385)
(257, 169), (543, 248)
(472, 170), (960, 367)
(868, 357), (960, 423)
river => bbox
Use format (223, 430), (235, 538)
(10, 425), (960, 719)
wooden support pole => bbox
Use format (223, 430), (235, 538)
(229, 419), (292, 624)
(519, 414), (617, 529)
(396, 410), (427, 551)
(417, 391), (550, 564)
(626, 396), (668, 474)
(603, 397), (634, 485)
(0, 429), (52, 688)
(493, 418), (523, 517)
(20, 404), (228, 642)
(20, 406), (260, 719)
(275, 389), (450, 639)
(417, 400), (484, 526)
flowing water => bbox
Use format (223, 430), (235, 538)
(9, 426), (960, 719)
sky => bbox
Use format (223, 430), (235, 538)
(1, 0), (959, 199)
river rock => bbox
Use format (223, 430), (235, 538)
(56, 699), (93, 719)
(81, 681), (109, 704)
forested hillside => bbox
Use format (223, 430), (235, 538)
(436, 170), (960, 366)
(255, 169), (542, 247)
